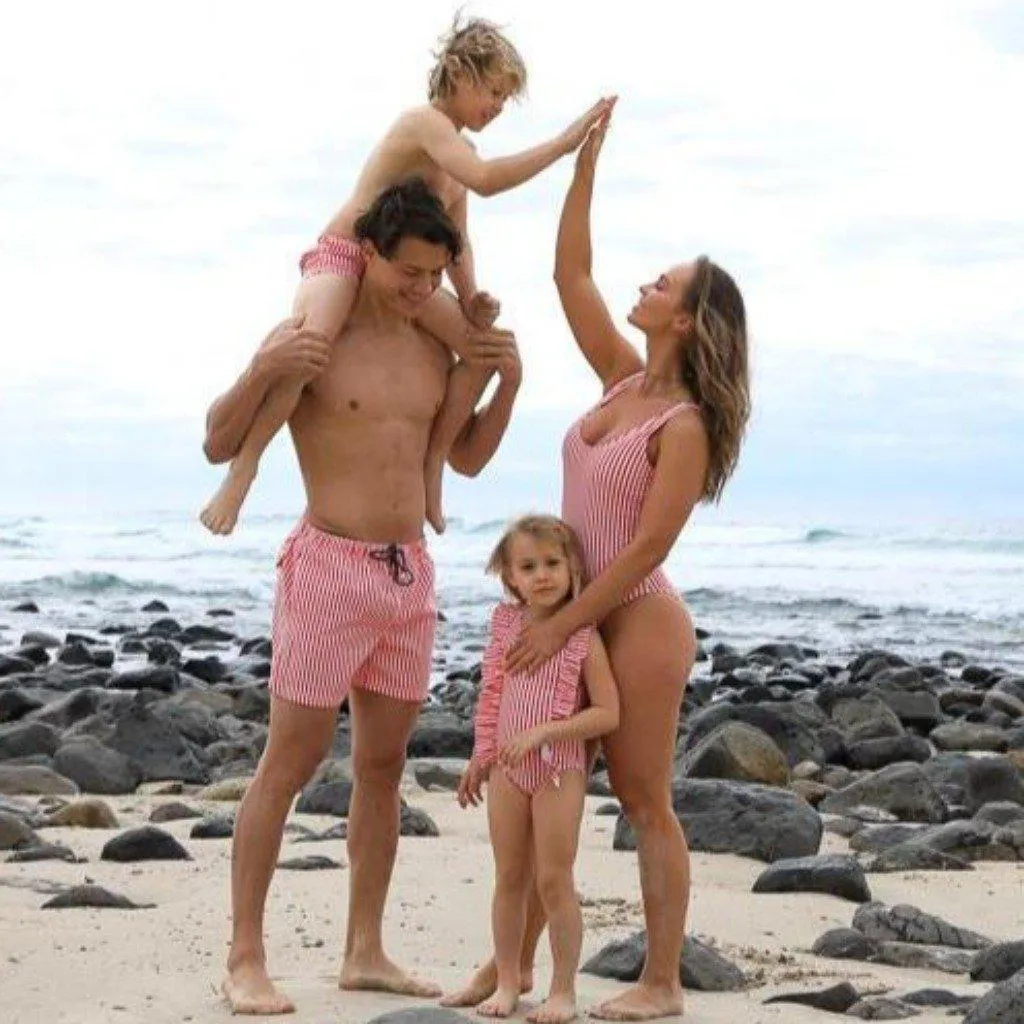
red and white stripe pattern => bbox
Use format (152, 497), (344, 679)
(269, 518), (436, 707)
(473, 603), (593, 795)
(562, 372), (696, 607)
(298, 233), (366, 280)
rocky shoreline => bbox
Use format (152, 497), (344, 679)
(2, 598), (1024, 1022)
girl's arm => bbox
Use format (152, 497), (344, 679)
(505, 415), (709, 675)
(415, 100), (610, 198)
(553, 108), (642, 392)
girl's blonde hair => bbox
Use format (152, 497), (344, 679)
(486, 514), (585, 604)
(428, 14), (528, 101)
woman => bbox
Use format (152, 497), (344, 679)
(447, 108), (750, 1021)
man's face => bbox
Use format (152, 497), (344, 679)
(363, 236), (450, 316)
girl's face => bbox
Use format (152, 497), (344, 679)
(505, 532), (572, 611)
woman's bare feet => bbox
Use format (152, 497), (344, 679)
(476, 986), (519, 1018)
(200, 457), (258, 535)
(339, 955), (442, 998)
(588, 983), (684, 1021)
(440, 961), (535, 1007)
(528, 992), (578, 1023)
(221, 961), (295, 1015)
(424, 453), (446, 535)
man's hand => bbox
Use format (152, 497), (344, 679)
(496, 332), (522, 387)
(559, 96), (617, 156)
(462, 291), (502, 330)
(252, 318), (333, 383)
(462, 326), (518, 370)
(456, 756), (491, 808)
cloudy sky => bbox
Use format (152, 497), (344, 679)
(1, 0), (1021, 521)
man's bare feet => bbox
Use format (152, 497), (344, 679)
(440, 961), (534, 1007)
(476, 986), (519, 1019)
(424, 453), (446, 535)
(339, 956), (442, 998)
(200, 458), (258, 535)
(528, 992), (578, 1023)
(221, 962), (295, 1015)
(588, 983), (684, 1021)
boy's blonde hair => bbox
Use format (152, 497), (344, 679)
(428, 15), (528, 101)
(486, 514), (585, 604)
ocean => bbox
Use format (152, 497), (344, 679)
(1, 511), (1022, 675)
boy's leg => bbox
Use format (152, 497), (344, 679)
(477, 769), (533, 1019)
(414, 289), (495, 534)
(200, 272), (359, 535)
(526, 771), (587, 1024)
(339, 685), (442, 997)
(224, 696), (339, 1014)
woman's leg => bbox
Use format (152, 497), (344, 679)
(527, 770), (587, 1024)
(477, 769), (534, 1019)
(199, 273), (358, 535)
(590, 595), (696, 1022)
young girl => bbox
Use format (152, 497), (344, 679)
(199, 17), (612, 537)
(456, 515), (620, 1023)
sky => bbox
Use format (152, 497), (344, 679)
(1, 0), (1021, 522)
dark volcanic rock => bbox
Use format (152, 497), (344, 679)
(616, 779), (822, 862)
(762, 981), (859, 1012)
(107, 666), (179, 694)
(52, 737), (142, 795)
(819, 763), (947, 823)
(752, 853), (872, 902)
(581, 931), (746, 991)
(682, 722), (790, 786)
(42, 884), (154, 910)
(296, 760), (353, 817)
(970, 940), (1024, 983)
(852, 902), (992, 950)
(101, 825), (191, 862)
(962, 968), (1024, 1023)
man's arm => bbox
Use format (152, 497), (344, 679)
(202, 319), (331, 464)
(447, 337), (522, 478)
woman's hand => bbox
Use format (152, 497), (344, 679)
(456, 756), (490, 808)
(499, 726), (549, 768)
(575, 100), (614, 178)
(505, 615), (571, 675)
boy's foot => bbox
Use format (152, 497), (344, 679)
(440, 963), (534, 1007)
(221, 962), (295, 1015)
(424, 454), (446, 535)
(200, 459), (258, 535)
(528, 993), (578, 1023)
(339, 956), (441, 998)
(588, 983), (684, 1021)
(476, 986), (519, 1019)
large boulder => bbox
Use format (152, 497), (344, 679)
(680, 702), (827, 767)
(819, 763), (947, 823)
(622, 779), (822, 862)
(52, 737), (142, 795)
(682, 722), (790, 786)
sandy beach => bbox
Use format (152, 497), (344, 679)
(2, 770), (1021, 1024)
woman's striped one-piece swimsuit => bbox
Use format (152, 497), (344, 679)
(562, 370), (696, 606)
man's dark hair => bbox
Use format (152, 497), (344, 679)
(354, 177), (462, 262)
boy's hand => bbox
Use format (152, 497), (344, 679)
(499, 727), (548, 769)
(576, 105), (613, 178)
(463, 291), (501, 330)
(457, 757), (490, 808)
(559, 96), (617, 155)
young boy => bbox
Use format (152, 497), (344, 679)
(200, 17), (613, 536)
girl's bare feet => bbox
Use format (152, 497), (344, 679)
(528, 992), (578, 1023)
(476, 986), (519, 1019)
(440, 962), (534, 1007)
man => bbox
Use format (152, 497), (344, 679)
(202, 178), (521, 1015)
